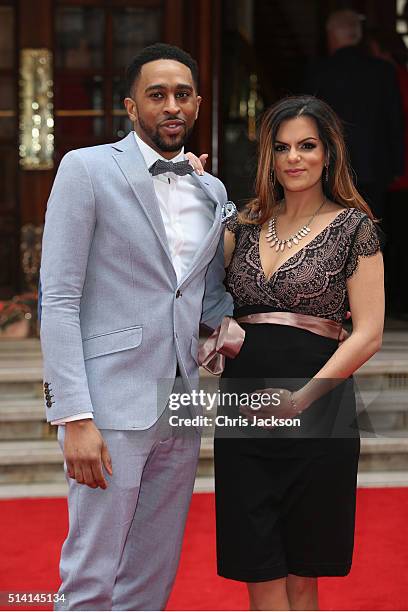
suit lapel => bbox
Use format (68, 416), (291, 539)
(177, 172), (222, 287)
(111, 133), (224, 287)
(111, 133), (175, 272)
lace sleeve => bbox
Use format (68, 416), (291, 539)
(225, 208), (239, 235)
(345, 216), (381, 279)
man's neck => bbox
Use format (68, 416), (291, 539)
(134, 129), (182, 160)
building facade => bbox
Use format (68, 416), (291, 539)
(0, 0), (403, 298)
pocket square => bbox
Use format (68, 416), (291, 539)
(221, 200), (237, 224)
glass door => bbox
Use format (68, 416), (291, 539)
(54, 1), (163, 160)
(0, 2), (18, 298)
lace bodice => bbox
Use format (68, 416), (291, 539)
(226, 208), (380, 323)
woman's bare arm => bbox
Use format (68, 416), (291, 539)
(224, 229), (236, 268)
(294, 251), (384, 409)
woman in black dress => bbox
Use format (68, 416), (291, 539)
(213, 97), (384, 610)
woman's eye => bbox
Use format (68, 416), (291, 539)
(301, 142), (316, 149)
(274, 144), (287, 152)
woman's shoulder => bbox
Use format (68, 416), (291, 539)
(334, 206), (375, 234)
(326, 201), (364, 220)
(224, 210), (257, 267)
(339, 207), (383, 256)
(343, 209), (382, 277)
(326, 206), (383, 251)
(344, 207), (371, 221)
(225, 211), (259, 235)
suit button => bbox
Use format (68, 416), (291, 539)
(44, 382), (49, 388)
(176, 290), (182, 298)
(45, 394), (51, 401)
(46, 401), (52, 408)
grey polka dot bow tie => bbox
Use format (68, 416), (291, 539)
(149, 159), (194, 177)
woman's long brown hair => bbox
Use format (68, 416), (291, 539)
(242, 96), (374, 225)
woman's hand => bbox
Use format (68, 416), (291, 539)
(185, 152), (208, 175)
(240, 387), (305, 428)
(338, 310), (351, 343)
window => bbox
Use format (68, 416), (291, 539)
(0, 3), (18, 296)
(54, 1), (163, 156)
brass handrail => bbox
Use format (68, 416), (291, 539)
(55, 109), (128, 117)
(55, 109), (104, 117)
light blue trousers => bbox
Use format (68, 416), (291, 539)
(55, 408), (201, 611)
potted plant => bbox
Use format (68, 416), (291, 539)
(0, 292), (37, 339)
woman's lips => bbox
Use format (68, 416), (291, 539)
(285, 169), (306, 176)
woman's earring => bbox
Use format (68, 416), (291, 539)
(324, 165), (329, 183)
(270, 168), (276, 187)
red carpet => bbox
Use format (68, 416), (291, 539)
(0, 489), (407, 610)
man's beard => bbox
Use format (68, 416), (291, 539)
(138, 115), (194, 152)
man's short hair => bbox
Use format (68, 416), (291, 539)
(126, 43), (199, 96)
(326, 9), (363, 46)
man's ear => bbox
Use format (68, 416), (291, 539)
(195, 95), (202, 120)
(124, 97), (138, 123)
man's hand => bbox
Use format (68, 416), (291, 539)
(185, 152), (208, 175)
(64, 420), (113, 489)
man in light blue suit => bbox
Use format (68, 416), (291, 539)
(40, 43), (233, 611)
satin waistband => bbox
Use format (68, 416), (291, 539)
(198, 312), (342, 376)
(237, 312), (342, 340)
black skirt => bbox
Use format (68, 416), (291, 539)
(214, 316), (360, 582)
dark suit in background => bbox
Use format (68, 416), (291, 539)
(304, 45), (404, 218)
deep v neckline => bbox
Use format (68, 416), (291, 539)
(257, 208), (349, 282)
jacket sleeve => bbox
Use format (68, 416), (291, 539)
(201, 180), (234, 330)
(40, 150), (96, 422)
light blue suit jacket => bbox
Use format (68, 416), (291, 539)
(39, 132), (233, 429)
